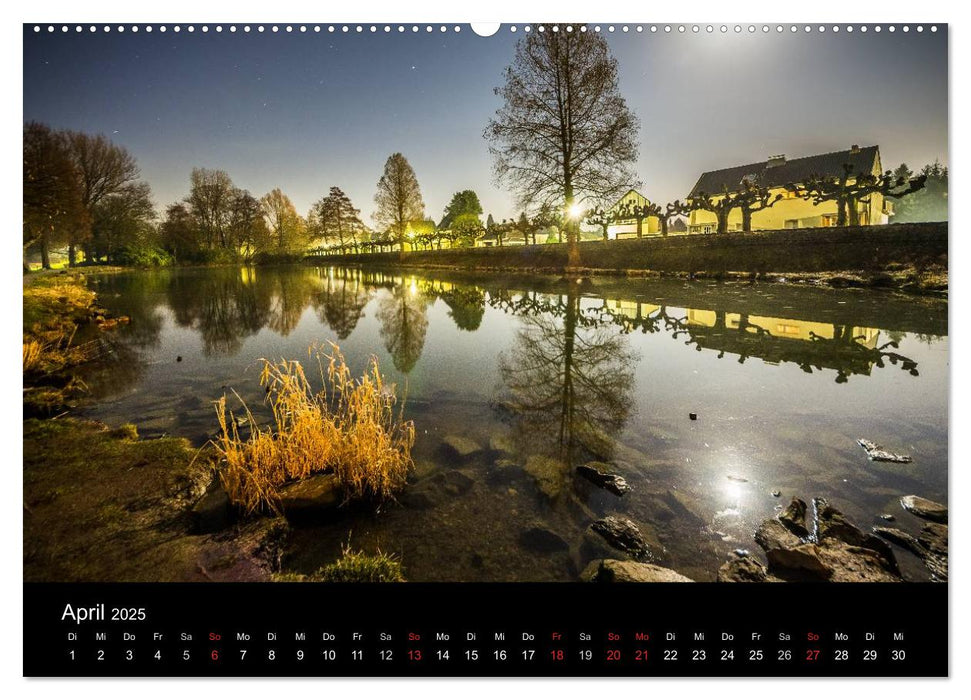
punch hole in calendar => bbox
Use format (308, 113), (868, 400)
(22, 19), (948, 679)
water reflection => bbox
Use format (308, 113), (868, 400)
(495, 284), (637, 465)
(81, 265), (947, 580)
(376, 280), (432, 374)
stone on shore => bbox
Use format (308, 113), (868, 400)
(717, 554), (778, 583)
(581, 559), (693, 583)
(900, 495), (947, 523)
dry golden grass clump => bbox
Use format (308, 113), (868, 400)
(215, 342), (415, 514)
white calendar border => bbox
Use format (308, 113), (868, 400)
(3, 0), (963, 697)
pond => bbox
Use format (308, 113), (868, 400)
(81, 265), (948, 582)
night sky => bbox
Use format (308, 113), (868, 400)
(23, 24), (948, 223)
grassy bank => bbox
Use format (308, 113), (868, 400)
(308, 222), (948, 294)
(23, 418), (288, 581)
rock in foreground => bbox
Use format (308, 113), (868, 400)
(728, 497), (901, 582)
(581, 559), (693, 583)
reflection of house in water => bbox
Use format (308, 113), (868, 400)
(684, 309), (893, 380)
(686, 309), (880, 350)
(593, 295), (916, 383)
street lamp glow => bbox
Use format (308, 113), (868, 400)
(567, 203), (584, 220)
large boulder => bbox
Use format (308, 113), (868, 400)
(581, 559), (693, 583)
(744, 498), (901, 582)
(900, 495), (947, 523)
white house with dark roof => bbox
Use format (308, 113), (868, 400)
(686, 145), (894, 233)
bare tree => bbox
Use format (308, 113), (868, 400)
(65, 131), (141, 265)
(485, 25), (640, 267)
(373, 153), (425, 253)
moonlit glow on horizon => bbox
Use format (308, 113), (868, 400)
(23, 26), (947, 222)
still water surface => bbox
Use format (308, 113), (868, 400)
(82, 266), (948, 581)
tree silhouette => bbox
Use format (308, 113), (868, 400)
(374, 153), (425, 253)
(23, 122), (87, 270)
(585, 207), (614, 242)
(486, 25), (640, 267)
(309, 186), (365, 249)
(791, 163), (926, 227)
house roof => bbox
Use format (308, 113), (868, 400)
(688, 145), (880, 198)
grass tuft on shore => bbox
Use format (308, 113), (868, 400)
(214, 342), (414, 514)
(272, 543), (405, 583)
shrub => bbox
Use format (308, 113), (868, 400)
(214, 342), (414, 514)
(316, 545), (405, 582)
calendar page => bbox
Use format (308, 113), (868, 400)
(21, 17), (948, 678)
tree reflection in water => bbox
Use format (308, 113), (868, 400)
(496, 284), (638, 466)
(376, 280), (431, 373)
(313, 273), (372, 340)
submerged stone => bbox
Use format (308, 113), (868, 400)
(524, 455), (567, 500)
(441, 434), (483, 461)
(519, 525), (569, 553)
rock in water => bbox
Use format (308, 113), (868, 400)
(875, 524), (948, 581)
(747, 497), (901, 582)
(900, 495), (947, 523)
(581, 559), (693, 583)
(576, 463), (631, 496)
(524, 455), (567, 500)
(778, 497), (809, 538)
(717, 555), (774, 583)
(278, 473), (342, 522)
(519, 525), (569, 553)
(441, 435), (483, 461)
(590, 516), (652, 561)
(857, 438), (912, 463)
(755, 519), (802, 553)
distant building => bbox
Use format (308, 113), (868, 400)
(606, 189), (661, 238)
(686, 145), (894, 234)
